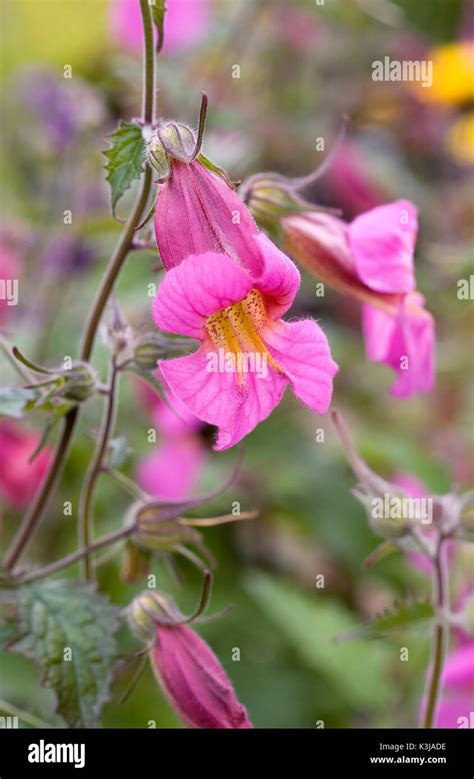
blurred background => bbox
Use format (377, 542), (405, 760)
(0, 0), (473, 728)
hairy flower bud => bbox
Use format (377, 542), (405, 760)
(131, 502), (203, 553)
(133, 333), (193, 370)
(61, 362), (97, 402)
(128, 590), (185, 639)
(159, 122), (196, 161)
(243, 174), (310, 237)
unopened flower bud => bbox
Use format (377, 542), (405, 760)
(147, 134), (171, 180)
(159, 122), (196, 162)
(133, 333), (191, 370)
(132, 502), (202, 554)
(128, 590), (185, 640)
(242, 174), (309, 236)
(150, 622), (252, 728)
(62, 362), (97, 402)
(355, 489), (410, 539)
(147, 122), (198, 180)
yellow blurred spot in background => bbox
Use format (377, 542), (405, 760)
(1, 0), (109, 77)
(447, 112), (474, 165)
(415, 42), (474, 106)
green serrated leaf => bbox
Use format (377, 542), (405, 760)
(336, 600), (436, 643)
(104, 122), (145, 217)
(0, 386), (41, 418)
(245, 573), (394, 708)
(0, 581), (120, 727)
(149, 0), (166, 51)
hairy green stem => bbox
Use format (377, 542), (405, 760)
(3, 0), (156, 573)
(18, 525), (135, 584)
(140, 0), (155, 125)
(79, 357), (118, 581)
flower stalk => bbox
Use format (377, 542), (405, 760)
(422, 537), (450, 728)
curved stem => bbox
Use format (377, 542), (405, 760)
(2, 0), (156, 573)
(423, 537), (449, 728)
(80, 167), (152, 363)
(79, 357), (118, 581)
(18, 525), (135, 584)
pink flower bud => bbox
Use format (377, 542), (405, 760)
(151, 623), (252, 728)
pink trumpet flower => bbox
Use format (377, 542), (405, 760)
(150, 623), (252, 728)
(284, 200), (435, 398)
(152, 236), (338, 450)
(154, 160), (265, 274)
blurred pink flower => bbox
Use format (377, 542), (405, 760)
(151, 623), (252, 728)
(137, 437), (206, 500)
(153, 238), (338, 450)
(0, 422), (52, 510)
(323, 143), (386, 217)
(275, 6), (320, 50)
(109, 0), (210, 54)
(136, 374), (206, 499)
(284, 200), (435, 398)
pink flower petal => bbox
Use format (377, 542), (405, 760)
(153, 252), (254, 339)
(349, 200), (418, 294)
(254, 233), (301, 318)
(152, 624), (252, 728)
(155, 161), (263, 274)
(362, 294), (435, 397)
(159, 347), (288, 450)
(262, 318), (338, 413)
(442, 643), (474, 688)
(434, 697), (473, 728)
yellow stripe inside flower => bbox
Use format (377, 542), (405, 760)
(205, 289), (283, 385)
